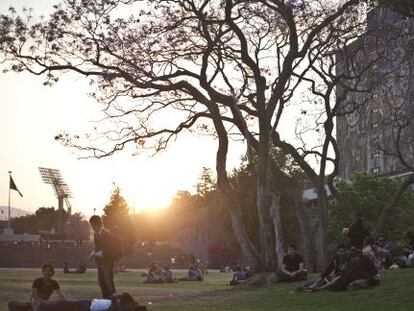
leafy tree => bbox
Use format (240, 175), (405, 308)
(64, 213), (91, 242)
(103, 186), (136, 254)
(195, 167), (216, 196)
(329, 172), (414, 243)
(10, 206), (68, 235)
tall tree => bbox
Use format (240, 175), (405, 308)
(0, 0), (391, 270)
(103, 186), (136, 254)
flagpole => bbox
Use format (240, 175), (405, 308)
(8, 171), (12, 229)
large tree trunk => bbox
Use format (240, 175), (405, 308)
(210, 104), (262, 269)
(255, 125), (277, 270)
(293, 197), (317, 273)
(270, 191), (284, 269)
(256, 178), (277, 270)
(374, 174), (414, 236)
(315, 186), (329, 271)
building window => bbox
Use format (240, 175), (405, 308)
(372, 167), (380, 173)
(372, 123), (379, 129)
(373, 152), (380, 159)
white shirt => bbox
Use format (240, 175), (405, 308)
(90, 299), (112, 311)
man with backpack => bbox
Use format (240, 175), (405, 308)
(89, 215), (123, 299)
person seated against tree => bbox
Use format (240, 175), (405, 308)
(179, 264), (204, 281)
(8, 264), (66, 311)
(375, 235), (393, 269)
(143, 262), (163, 284)
(229, 265), (247, 286)
(301, 244), (348, 291)
(395, 232), (414, 268)
(278, 244), (307, 282)
(30, 292), (147, 311)
(363, 236), (384, 272)
(161, 266), (176, 283)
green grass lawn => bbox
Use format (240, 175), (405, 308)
(1, 268), (413, 311)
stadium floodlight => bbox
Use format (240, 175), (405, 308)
(38, 167), (73, 235)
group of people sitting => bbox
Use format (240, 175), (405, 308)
(143, 262), (176, 284)
(8, 264), (147, 311)
(143, 262), (205, 284)
(227, 218), (414, 292)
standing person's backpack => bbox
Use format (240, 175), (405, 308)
(107, 232), (124, 262)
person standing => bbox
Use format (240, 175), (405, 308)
(89, 215), (121, 299)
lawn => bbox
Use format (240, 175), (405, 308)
(0, 268), (413, 311)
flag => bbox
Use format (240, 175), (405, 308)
(10, 175), (23, 197)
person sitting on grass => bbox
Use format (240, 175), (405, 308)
(329, 248), (380, 291)
(363, 236), (384, 272)
(347, 218), (370, 249)
(179, 264), (204, 281)
(8, 264), (66, 311)
(375, 235), (393, 269)
(31, 292), (147, 311)
(395, 232), (414, 268)
(278, 244), (307, 282)
(229, 265), (247, 286)
(244, 266), (255, 279)
(143, 262), (163, 284)
(161, 266), (176, 283)
(301, 244), (348, 291)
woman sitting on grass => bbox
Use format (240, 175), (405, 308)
(31, 292), (147, 311)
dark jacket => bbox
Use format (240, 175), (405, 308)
(94, 228), (121, 264)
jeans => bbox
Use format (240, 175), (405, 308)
(97, 261), (115, 299)
(38, 300), (90, 311)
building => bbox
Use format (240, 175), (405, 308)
(336, 6), (414, 180)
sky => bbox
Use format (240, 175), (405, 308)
(0, 0), (250, 217)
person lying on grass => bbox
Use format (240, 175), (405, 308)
(8, 264), (66, 311)
(300, 244), (348, 291)
(30, 292), (147, 311)
(229, 265), (247, 286)
(278, 244), (307, 282)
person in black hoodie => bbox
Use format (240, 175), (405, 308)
(347, 218), (370, 249)
(89, 215), (121, 299)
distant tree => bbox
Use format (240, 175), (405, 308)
(103, 187), (136, 254)
(195, 167), (216, 197)
(10, 206), (68, 235)
(64, 213), (90, 242)
(35, 207), (68, 233)
(11, 214), (38, 234)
